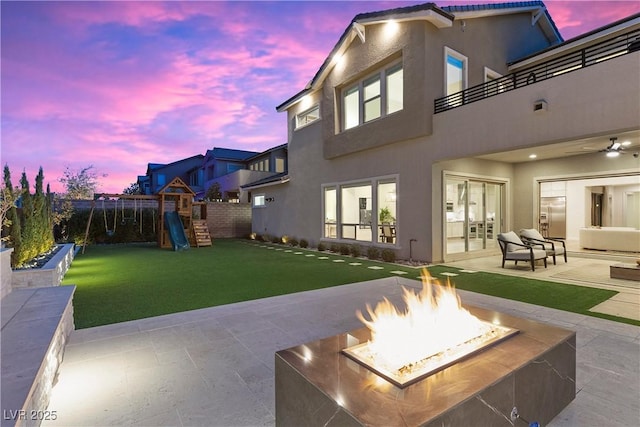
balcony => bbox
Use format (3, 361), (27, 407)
(435, 28), (640, 114)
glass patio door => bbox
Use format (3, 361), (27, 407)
(446, 178), (502, 255)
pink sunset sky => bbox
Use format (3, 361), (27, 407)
(2, 0), (639, 194)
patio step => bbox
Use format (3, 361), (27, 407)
(192, 220), (212, 247)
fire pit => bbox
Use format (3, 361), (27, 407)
(275, 274), (576, 426)
(342, 273), (519, 388)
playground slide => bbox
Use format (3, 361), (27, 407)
(164, 211), (190, 251)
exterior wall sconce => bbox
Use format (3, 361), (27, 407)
(266, 197), (275, 202)
(534, 99), (548, 113)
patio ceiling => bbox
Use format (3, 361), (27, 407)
(475, 130), (640, 163)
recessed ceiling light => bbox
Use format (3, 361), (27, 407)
(606, 151), (620, 158)
(528, 154), (537, 159)
(622, 140), (632, 146)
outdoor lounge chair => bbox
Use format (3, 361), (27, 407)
(497, 231), (548, 271)
(519, 228), (567, 265)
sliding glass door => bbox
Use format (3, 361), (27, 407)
(445, 177), (503, 255)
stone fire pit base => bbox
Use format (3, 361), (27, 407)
(275, 305), (575, 427)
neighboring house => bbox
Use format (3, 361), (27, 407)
(202, 145), (288, 202)
(138, 155), (204, 195)
(136, 145), (289, 201)
(247, 1), (640, 263)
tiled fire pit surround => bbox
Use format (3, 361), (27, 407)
(276, 305), (576, 427)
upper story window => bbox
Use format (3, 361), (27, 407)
(275, 157), (285, 173)
(253, 194), (265, 208)
(295, 105), (320, 129)
(342, 62), (403, 131)
(445, 48), (467, 107)
(484, 67), (507, 96)
(227, 163), (243, 173)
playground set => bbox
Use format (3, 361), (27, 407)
(82, 177), (212, 253)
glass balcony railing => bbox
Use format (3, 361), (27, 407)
(434, 28), (640, 114)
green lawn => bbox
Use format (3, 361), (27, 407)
(63, 239), (636, 329)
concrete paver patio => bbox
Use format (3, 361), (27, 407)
(43, 270), (639, 426)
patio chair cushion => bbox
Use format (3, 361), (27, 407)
(520, 228), (565, 255)
(498, 231), (525, 252)
(509, 248), (548, 260)
(520, 228), (545, 241)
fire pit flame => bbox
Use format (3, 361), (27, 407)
(343, 270), (519, 388)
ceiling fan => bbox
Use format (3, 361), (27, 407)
(566, 137), (633, 158)
(602, 137), (625, 157)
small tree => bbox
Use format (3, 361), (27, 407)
(205, 182), (222, 201)
(1, 165), (23, 247)
(54, 165), (105, 242)
(123, 182), (141, 195)
(58, 165), (104, 200)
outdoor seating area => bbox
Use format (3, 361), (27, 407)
(520, 228), (567, 265)
(497, 231), (548, 271)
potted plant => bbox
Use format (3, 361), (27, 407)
(379, 207), (395, 224)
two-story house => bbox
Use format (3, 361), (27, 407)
(201, 144), (288, 202)
(248, 1), (640, 263)
(137, 155), (204, 195)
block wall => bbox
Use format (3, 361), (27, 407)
(206, 202), (252, 238)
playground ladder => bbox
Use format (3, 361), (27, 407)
(192, 219), (212, 247)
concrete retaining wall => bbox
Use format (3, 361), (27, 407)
(1, 248), (13, 300)
(11, 244), (75, 289)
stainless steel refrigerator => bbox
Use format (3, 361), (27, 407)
(539, 197), (566, 238)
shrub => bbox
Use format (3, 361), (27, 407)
(299, 238), (309, 248)
(381, 249), (396, 263)
(280, 235), (289, 244)
(350, 244), (361, 257)
(248, 232), (257, 240)
(330, 243), (340, 253)
(271, 235), (280, 243)
(261, 234), (271, 242)
(317, 242), (326, 251)
(339, 244), (351, 255)
(289, 237), (299, 247)
(367, 246), (380, 260)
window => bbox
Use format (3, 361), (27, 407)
(227, 163), (242, 173)
(341, 184), (372, 241)
(322, 177), (398, 244)
(377, 181), (397, 244)
(296, 105), (320, 129)
(344, 85), (359, 130)
(363, 75), (381, 122)
(324, 187), (337, 238)
(275, 157), (285, 173)
(341, 62), (403, 131)
(386, 64), (403, 114)
(484, 67), (507, 96)
(253, 194), (265, 207)
(445, 48), (467, 106)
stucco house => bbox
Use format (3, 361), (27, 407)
(137, 145), (288, 201)
(201, 145), (288, 202)
(246, 1), (640, 263)
(137, 155), (205, 195)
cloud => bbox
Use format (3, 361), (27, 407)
(3, 0), (638, 193)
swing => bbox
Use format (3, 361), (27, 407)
(138, 200), (144, 235)
(133, 198), (138, 225)
(103, 198), (117, 237)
